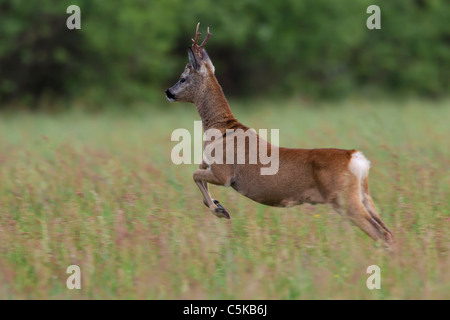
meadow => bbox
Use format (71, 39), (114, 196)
(0, 97), (449, 299)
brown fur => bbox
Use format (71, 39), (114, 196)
(166, 24), (393, 246)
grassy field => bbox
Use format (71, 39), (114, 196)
(0, 97), (449, 299)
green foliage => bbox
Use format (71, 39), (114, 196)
(0, 0), (449, 107)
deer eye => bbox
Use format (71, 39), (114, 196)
(180, 78), (186, 83)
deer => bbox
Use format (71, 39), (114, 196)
(165, 23), (393, 246)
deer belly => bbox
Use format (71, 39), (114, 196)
(231, 182), (325, 207)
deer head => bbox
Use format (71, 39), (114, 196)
(166, 23), (215, 103)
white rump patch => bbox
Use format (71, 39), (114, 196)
(349, 151), (371, 181)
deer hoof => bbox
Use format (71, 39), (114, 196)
(212, 200), (230, 219)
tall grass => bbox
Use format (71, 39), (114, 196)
(0, 98), (449, 299)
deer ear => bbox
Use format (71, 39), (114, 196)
(200, 49), (215, 74)
(187, 48), (199, 70)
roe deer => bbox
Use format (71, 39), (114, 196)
(165, 23), (393, 246)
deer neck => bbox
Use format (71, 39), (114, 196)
(194, 74), (237, 132)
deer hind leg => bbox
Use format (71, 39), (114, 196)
(193, 167), (230, 219)
(361, 176), (393, 244)
(333, 191), (388, 244)
(328, 154), (391, 245)
(332, 179), (392, 247)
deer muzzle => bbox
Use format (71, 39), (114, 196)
(165, 89), (176, 102)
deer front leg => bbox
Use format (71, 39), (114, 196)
(198, 163), (212, 208)
(193, 168), (230, 219)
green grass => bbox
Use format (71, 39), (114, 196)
(0, 97), (449, 299)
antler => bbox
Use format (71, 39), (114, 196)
(191, 22), (211, 58)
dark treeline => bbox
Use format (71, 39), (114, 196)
(0, 0), (449, 108)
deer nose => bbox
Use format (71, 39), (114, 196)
(165, 89), (176, 101)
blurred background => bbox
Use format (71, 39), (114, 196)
(0, 0), (449, 110)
